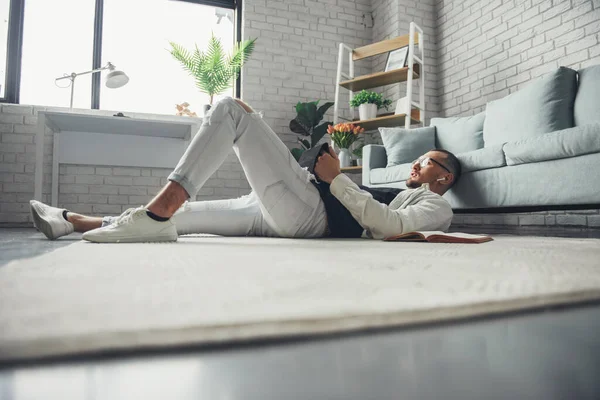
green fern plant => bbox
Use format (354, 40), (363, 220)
(168, 34), (257, 104)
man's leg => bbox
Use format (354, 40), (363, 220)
(171, 193), (276, 236)
(169, 98), (327, 238)
(101, 194), (272, 237)
(30, 200), (103, 240)
(144, 100), (259, 219)
(31, 195), (267, 240)
(83, 97), (326, 242)
(67, 212), (103, 233)
(227, 99), (327, 237)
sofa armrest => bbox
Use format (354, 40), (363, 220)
(362, 144), (387, 186)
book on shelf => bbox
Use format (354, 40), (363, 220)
(384, 231), (493, 243)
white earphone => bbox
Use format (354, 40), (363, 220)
(436, 177), (447, 182)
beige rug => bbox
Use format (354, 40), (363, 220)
(1, 235), (600, 362)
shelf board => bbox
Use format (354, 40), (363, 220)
(339, 65), (420, 92)
(353, 109), (421, 131)
(352, 33), (419, 61)
(341, 166), (363, 173)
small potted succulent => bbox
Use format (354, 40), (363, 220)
(349, 90), (393, 120)
(352, 144), (364, 166)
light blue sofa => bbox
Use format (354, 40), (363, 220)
(362, 65), (600, 210)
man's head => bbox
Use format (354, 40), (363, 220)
(406, 149), (461, 195)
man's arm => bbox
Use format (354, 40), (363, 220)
(314, 149), (453, 238)
(329, 174), (454, 239)
(313, 147), (342, 183)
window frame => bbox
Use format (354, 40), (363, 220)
(1, 0), (241, 107)
(1, 0), (24, 103)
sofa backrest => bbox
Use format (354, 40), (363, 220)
(482, 66), (578, 146)
(430, 111), (485, 155)
(575, 64), (600, 126)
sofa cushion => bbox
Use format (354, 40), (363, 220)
(456, 144), (506, 173)
(483, 66), (578, 146)
(443, 152), (600, 209)
(370, 162), (412, 184)
(430, 112), (485, 154)
(503, 124), (600, 166)
(379, 126), (435, 168)
(575, 64), (600, 126)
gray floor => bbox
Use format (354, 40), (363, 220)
(1, 228), (600, 400)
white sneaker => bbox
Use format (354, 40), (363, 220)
(29, 200), (75, 240)
(82, 207), (177, 243)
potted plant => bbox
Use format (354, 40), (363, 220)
(168, 34), (257, 116)
(289, 100), (334, 161)
(352, 144), (364, 166)
(349, 90), (393, 121)
(327, 123), (365, 168)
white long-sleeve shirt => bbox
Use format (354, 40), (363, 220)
(329, 174), (454, 240)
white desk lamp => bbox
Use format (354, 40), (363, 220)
(55, 62), (129, 108)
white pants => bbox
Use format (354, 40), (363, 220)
(104, 98), (328, 238)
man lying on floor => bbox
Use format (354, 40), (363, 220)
(29, 97), (461, 243)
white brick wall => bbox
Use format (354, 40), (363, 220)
(437, 0), (600, 116)
(242, 0), (372, 146)
(451, 209), (600, 230)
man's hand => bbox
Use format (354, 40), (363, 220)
(314, 146), (342, 184)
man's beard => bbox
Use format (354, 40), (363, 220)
(406, 178), (422, 189)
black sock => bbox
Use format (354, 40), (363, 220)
(62, 210), (70, 221)
(146, 210), (169, 222)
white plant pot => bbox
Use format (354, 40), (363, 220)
(356, 158), (363, 167)
(338, 148), (352, 168)
(358, 103), (377, 120)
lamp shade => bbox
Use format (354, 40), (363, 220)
(105, 70), (129, 88)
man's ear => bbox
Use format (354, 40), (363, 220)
(440, 173), (453, 185)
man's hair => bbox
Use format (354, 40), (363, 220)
(433, 149), (462, 187)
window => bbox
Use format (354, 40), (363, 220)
(19, 0), (95, 108)
(10, 0), (238, 112)
(100, 0), (235, 114)
(0, 0), (10, 98)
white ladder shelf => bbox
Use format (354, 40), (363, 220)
(333, 22), (426, 130)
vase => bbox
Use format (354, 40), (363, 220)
(338, 148), (352, 168)
(356, 158), (363, 166)
(358, 103), (377, 120)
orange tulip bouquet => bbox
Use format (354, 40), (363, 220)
(327, 123), (365, 149)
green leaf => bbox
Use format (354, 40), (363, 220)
(311, 123), (330, 148)
(168, 42), (196, 76)
(296, 102), (319, 130)
(289, 100), (333, 153)
(290, 118), (310, 136)
(317, 102), (334, 121)
(352, 144), (364, 157)
(291, 148), (305, 161)
(168, 33), (256, 101)
(229, 38), (256, 70)
(299, 138), (311, 149)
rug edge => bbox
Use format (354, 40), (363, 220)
(2, 289), (600, 363)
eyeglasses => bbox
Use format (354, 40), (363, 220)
(412, 156), (451, 173)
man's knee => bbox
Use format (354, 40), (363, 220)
(234, 98), (254, 113)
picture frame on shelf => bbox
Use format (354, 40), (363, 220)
(394, 96), (409, 115)
(385, 46), (409, 72)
